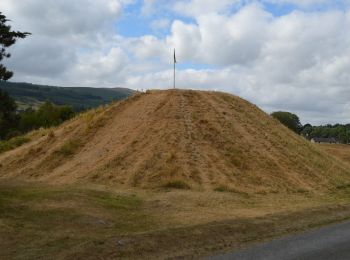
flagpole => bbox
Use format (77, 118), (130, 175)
(173, 49), (176, 89)
(174, 60), (176, 89)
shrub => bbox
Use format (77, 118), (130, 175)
(271, 111), (302, 134)
(55, 139), (81, 156)
(0, 136), (30, 154)
(19, 102), (75, 133)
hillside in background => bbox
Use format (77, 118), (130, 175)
(1, 89), (350, 193)
(0, 81), (134, 111)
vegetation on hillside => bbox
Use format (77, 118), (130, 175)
(18, 102), (75, 132)
(0, 81), (134, 111)
(0, 90), (75, 140)
(0, 136), (30, 154)
(271, 110), (350, 144)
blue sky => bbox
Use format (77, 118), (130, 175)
(116, 0), (348, 38)
(116, 1), (290, 38)
(2, 0), (350, 124)
(115, 0), (350, 70)
(117, 0), (157, 37)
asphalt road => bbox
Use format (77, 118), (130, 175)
(210, 221), (350, 260)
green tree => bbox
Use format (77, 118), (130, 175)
(0, 90), (18, 139)
(301, 123), (313, 138)
(299, 123), (350, 144)
(18, 102), (75, 132)
(0, 12), (30, 80)
(271, 111), (302, 134)
(0, 12), (30, 139)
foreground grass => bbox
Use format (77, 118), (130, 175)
(0, 182), (155, 259)
(1, 181), (350, 259)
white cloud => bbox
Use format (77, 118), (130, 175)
(0, 0), (132, 84)
(263, 0), (328, 7)
(2, 1), (350, 124)
(7, 36), (76, 77)
(67, 47), (129, 86)
(124, 3), (350, 124)
(0, 0), (129, 37)
(173, 0), (240, 16)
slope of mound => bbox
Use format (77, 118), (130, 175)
(1, 90), (350, 193)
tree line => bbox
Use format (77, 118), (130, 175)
(0, 91), (74, 140)
(301, 124), (350, 144)
(271, 111), (350, 144)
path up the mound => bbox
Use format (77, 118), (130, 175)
(1, 89), (350, 193)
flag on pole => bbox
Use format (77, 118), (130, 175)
(174, 49), (177, 63)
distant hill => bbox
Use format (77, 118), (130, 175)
(2, 89), (350, 193)
(0, 81), (135, 111)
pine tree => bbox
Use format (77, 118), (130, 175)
(0, 12), (30, 80)
(0, 89), (18, 139)
(0, 12), (30, 139)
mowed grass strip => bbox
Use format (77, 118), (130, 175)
(0, 182), (155, 260)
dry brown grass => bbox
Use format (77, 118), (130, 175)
(2, 180), (350, 259)
(1, 89), (350, 193)
(4, 91), (350, 258)
(319, 143), (350, 165)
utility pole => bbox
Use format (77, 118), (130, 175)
(173, 48), (176, 89)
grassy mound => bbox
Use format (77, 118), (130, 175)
(1, 90), (350, 194)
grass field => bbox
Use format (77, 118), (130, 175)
(319, 143), (350, 165)
(2, 91), (350, 258)
(2, 180), (350, 259)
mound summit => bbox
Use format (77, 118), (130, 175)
(1, 89), (350, 193)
